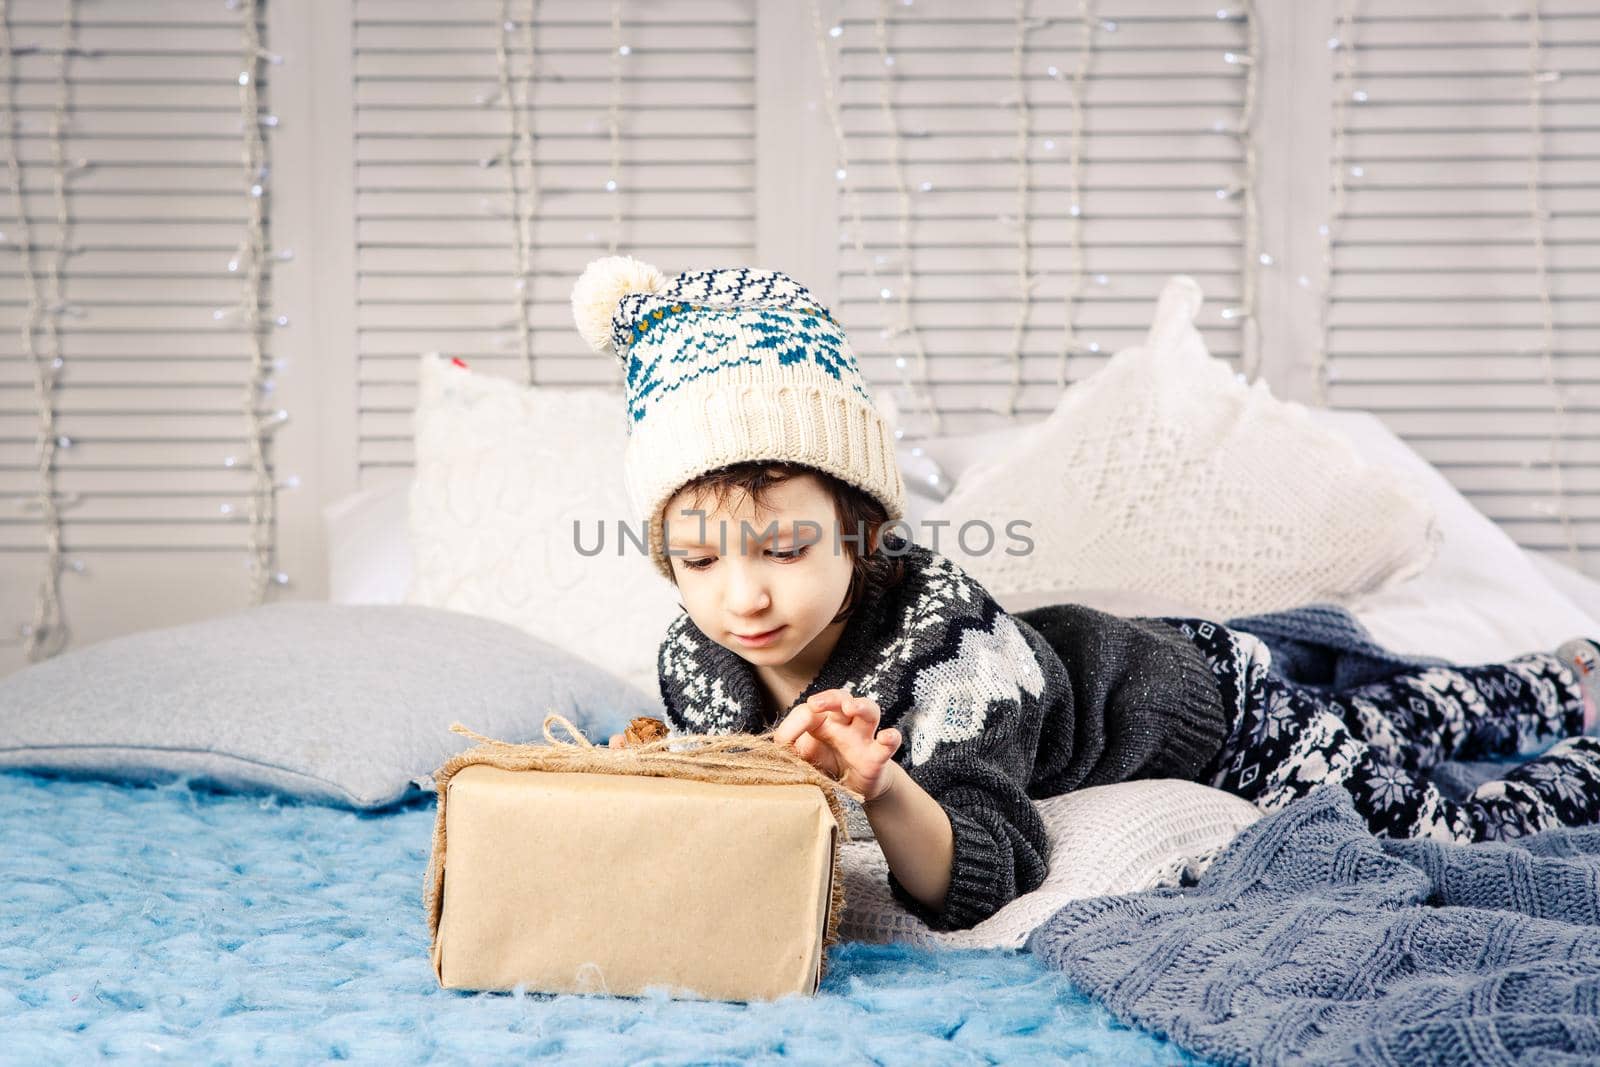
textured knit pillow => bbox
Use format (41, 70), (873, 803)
(0, 602), (658, 809)
(405, 352), (681, 697)
(837, 778), (1262, 950)
(924, 276), (1441, 618)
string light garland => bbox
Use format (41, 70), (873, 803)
(807, 0), (942, 439)
(1231, 1), (1263, 383)
(607, 0), (624, 255)
(221, 0), (290, 602)
(1523, 0), (1580, 564)
(487, 0), (540, 386)
(1044, 1), (1096, 399)
(1000, 0), (1035, 416)
(1310, 0), (1356, 407)
(0, 0), (76, 660)
(870, 0), (939, 428)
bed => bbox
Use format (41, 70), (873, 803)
(6, 363), (1600, 1064)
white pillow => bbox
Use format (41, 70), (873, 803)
(1315, 409), (1600, 663)
(837, 778), (1262, 950)
(405, 353), (680, 697)
(321, 480), (412, 605)
(923, 275), (1441, 618)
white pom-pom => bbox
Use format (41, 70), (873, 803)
(570, 255), (667, 354)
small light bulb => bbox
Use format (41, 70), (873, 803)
(880, 288), (892, 299)
(835, 168), (847, 181)
(883, 54), (895, 67)
(919, 180), (933, 192)
(273, 572), (290, 586)
(618, 45), (631, 56)
(1352, 89), (1369, 103)
(1069, 204), (1081, 217)
(1258, 252), (1274, 266)
(224, 456), (237, 468)
(1350, 165), (1364, 177)
(1094, 274), (1108, 285)
(604, 179), (617, 191)
(1087, 342), (1100, 353)
(829, 25), (842, 37)
(895, 357), (907, 368)
(238, 72), (251, 86)
(275, 315), (289, 326)
(57, 435), (73, 448)
(220, 503), (234, 515)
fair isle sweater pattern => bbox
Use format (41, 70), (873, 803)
(655, 532), (1227, 931)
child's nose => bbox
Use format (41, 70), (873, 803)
(724, 569), (771, 613)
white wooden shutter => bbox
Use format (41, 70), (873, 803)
(1322, 0), (1598, 568)
(0, 0), (306, 646)
(823, 0), (1254, 436)
(351, 0), (759, 482)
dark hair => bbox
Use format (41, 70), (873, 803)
(664, 461), (905, 625)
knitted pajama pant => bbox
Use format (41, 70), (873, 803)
(1154, 616), (1600, 842)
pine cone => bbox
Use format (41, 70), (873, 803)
(621, 716), (670, 747)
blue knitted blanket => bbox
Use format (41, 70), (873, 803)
(1027, 785), (1600, 1066)
(1222, 602), (1451, 690)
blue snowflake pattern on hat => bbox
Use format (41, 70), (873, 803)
(624, 306), (869, 423)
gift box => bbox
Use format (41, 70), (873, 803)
(424, 715), (854, 1003)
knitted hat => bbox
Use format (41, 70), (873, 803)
(570, 254), (907, 581)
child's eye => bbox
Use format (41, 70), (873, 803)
(769, 545), (809, 562)
(681, 557), (713, 571)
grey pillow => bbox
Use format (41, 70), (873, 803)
(0, 602), (661, 809)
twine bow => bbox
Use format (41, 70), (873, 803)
(422, 712), (860, 986)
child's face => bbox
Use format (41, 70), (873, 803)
(664, 473), (857, 668)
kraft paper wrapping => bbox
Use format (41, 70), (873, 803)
(423, 714), (859, 1003)
(431, 766), (838, 1001)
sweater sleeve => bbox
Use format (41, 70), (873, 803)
(881, 610), (1061, 932)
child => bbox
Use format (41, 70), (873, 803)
(572, 254), (1600, 933)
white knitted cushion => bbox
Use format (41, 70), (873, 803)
(924, 275), (1441, 618)
(405, 353), (681, 697)
(837, 778), (1262, 950)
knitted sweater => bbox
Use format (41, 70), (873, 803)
(656, 532), (1229, 931)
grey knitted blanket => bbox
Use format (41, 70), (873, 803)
(1027, 785), (1600, 1067)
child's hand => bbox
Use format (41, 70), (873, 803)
(773, 688), (902, 803)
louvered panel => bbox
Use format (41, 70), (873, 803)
(0, 0), (276, 570)
(351, 0), (758, 484)
(1327, 5), (1600, 567)
(825, 0), (1252, 438)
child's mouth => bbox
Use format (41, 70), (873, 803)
(732, 626), (785, 647)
